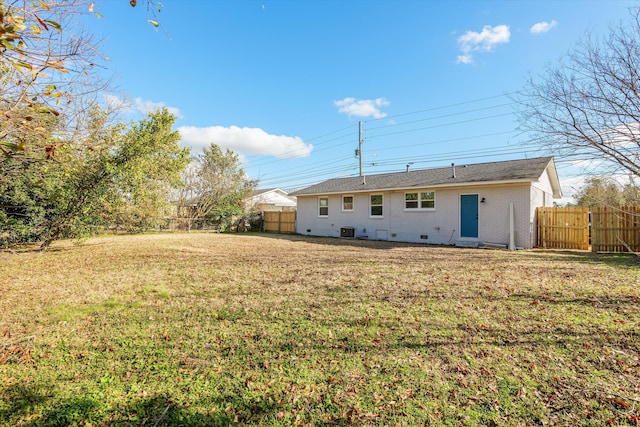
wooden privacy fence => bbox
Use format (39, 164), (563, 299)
(591, 206), (640, 253)
(536, 207), (590, 250)
(263, 211), (296, 234)
(536, 206), (640, 252)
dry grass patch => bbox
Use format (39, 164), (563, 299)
(1, 233), (639, 426)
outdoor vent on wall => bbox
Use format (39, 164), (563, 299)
(340, 227), (355, 238)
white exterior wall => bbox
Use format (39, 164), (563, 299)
(476, 184), (532, 248)
(295, 182), (556, 249)
(532, 169), (556, 208)
(530, 170), (557, 248)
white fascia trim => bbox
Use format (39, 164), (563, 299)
(296, 179), (535, 197)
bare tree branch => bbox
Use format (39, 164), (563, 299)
(514, 7), (640, 177)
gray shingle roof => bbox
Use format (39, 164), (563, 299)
(290, 157), (557, 196)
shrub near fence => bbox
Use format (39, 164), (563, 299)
(591, 206), (640, 253)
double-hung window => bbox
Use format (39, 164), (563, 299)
(421, 191), (435, 208)
(318, 197), (329, 216)
(370, 194), (383, 217)
(405, 191), (436, 210)
(342, 195), (353, 211)
(405, 192), (419, 209)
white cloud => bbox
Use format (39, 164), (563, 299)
(456, 54), (473, 65)
(334, 97), (390, 119)
(530, 20), (557, 34)
(104, 94), (183, 118)
(177, 125), (313, 159)
(104, 94), (127, 110)
(456, 24), (510, 64)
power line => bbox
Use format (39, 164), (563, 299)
(371, 130), (516, 152)
(364, 103), (513, 132)
(261, 149), (628, 191)
(244, 127), (356, 169)
(364, 92), (514, 123)
(248, 94), (517, 169)
(249, 92), (622, 190)
(257, 144), (545, 189)
(365, 112), (514, 140)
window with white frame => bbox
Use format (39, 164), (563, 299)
(405, 192), (419, 209)
(405, 191), (435, 210)
(318, 197), (329, 216)
(342, 195), (353, 211)
(421, 191), (435, 208)
(370, 194), (383, 217)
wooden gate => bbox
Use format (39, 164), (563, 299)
(536, 207), (590, 250)
(591, 206), (640, 253)
(537, 206), (640, 252)
(263, 211), (296, 234)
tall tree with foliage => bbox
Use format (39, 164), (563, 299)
(100, 108), (190, 232)
(177, 144), (256, 231)
(0, 107), (189, 249)
(515, 7), (640, 177)
(574, 177), (640, 207)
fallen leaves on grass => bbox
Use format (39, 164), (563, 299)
(0, 335), (35, 365)
(0, 233), (638, 426)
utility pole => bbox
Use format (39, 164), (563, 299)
(358, 121), (363, 176)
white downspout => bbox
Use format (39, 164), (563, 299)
(509, 203), (515, 250)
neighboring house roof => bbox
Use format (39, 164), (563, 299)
(290, 157), (562, 198)
(246, 188), (297, 207)
(250, 188), (277, 197)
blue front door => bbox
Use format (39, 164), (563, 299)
(460, 194), (479, 238)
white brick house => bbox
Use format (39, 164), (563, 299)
(289, 157), (562, 249)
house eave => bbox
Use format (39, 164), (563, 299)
(544, 158), (563, 199)
(294, 179), (538, 197)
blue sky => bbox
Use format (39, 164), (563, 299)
(86, 0), (637, 202)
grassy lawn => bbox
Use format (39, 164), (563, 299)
(1, 233), (639, 426)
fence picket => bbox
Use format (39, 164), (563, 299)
(591, 206), (640, 253)
(535, 207), (589, 250)
(537, 206), (640, 252)
(263, 211), (296, 234)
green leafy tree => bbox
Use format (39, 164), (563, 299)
(622, 179), (640, 205)
(574, 177), (624, 207)
(574, 176), (640, 207)
(0, 1), (183, 247)
(177, 144), (256, 231)
(0, 107), (189, 249)
(100, 108), (190, 232)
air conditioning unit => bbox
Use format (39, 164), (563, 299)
(340, 227), (355, 238)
